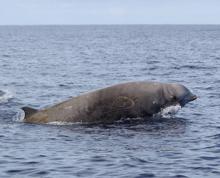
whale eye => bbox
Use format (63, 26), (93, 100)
(170, 95), (177, 101)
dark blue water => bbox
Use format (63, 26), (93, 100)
(0, 25), (220, 178)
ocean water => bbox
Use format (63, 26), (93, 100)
(0, 25), (219, 178)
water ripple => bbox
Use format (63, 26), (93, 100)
(0, 25), (220, 178)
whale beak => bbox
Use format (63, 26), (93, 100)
(179, 94), (197, 107)
(189, 95), (197, 101)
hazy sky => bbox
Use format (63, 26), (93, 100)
(0, 0), (220, 25)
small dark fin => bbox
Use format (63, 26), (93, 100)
(21, 107), (38, 118)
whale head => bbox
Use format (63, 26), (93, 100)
(164, 83), (197, 107)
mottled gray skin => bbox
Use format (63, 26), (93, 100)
(22, 81), (197, 124)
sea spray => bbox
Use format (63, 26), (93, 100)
(154, 104), (182, 119)
(13, 109), (25, 122)
(0, 90), (13, 103)
(160, 104), (182, 118)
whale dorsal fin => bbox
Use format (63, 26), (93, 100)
(22, 107), (38, 118)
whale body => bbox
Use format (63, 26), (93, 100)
(22, 81), (197, 124)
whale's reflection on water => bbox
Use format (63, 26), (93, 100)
(54, 116), (188, 137)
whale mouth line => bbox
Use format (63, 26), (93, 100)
(179, 94), (197, 107)
(190, 95), (197, 101)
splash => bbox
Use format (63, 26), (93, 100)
(155, 104), (182, 118)
(47, 121), (78, 125)
(0, 90), (13, 103)
(13, 109), (25, 122)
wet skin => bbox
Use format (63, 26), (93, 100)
(22, 81), (197, 124)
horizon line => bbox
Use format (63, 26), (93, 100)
(0, 23), (220, 26)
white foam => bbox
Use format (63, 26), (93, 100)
(157, 104), (182, 118)
(47, 121), (78, 125)
(13, 109), (25, 122)
(0, 89), (14, 103)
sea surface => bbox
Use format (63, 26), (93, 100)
(0, 25), (220, 178)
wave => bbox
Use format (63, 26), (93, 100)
(0, 89), (14, 103)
